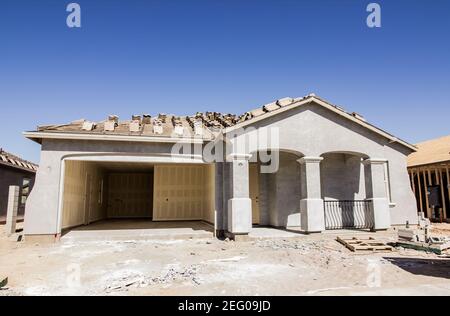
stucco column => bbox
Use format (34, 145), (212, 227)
(227, 154), (252, 237)
(363, 158), (390, 230)
(297, 157), (325, 233)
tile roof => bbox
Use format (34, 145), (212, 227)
(27, 93), (415, 151)
(407, 135), (450, 167)
(32, 94), (321, 136)
(0, 149), (38, 172)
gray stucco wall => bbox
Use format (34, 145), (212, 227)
(24, 139), (206, 235)
(259, 152), (301, 227)
(226, 103), (418, 226)
(320, 153), (366, 201)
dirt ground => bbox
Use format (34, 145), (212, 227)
(0, 224), (449, 296)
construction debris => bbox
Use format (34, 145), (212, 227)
(0, 276), (8, 289)
(104, 265), (201, 293)
(336, 237), (393, 252)
(395, 213), (450, 255)
(395, 240), (450, 255)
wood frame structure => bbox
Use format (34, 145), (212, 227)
(408, 163), (450, 223)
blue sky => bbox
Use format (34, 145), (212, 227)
(0, 0), (449, 163)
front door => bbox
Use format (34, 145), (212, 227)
(249, 164), (260, 225)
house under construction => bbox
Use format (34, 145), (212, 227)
(408, 135), (450, 223)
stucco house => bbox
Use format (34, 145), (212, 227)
(23, 94), (418, 241)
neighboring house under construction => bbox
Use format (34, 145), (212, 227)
(408, 135), (450, 223)
(0, 148), (38, 223)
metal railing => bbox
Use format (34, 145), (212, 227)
(324, 200), (374, 230)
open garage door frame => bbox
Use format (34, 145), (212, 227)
(153, 164), (215, 223)
(57, 154), (216, 234)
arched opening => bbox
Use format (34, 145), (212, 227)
(320, 151), (373, 230)
(249, 149), (304, 228)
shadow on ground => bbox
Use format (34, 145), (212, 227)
(384, 257), (450, 279)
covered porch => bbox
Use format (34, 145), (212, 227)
(225, 150), (391, 236)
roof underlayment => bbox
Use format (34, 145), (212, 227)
(407, 135), (450, 167)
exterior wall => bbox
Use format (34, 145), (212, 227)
(24, 139), (206, 236)
(384, 143), (418, 225)
(320, 153), (366, 201)
(226, 103), (418, 227)
(0, 165), (35, 219)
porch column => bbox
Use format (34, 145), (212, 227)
(227, 154), (252, 237)
(363, 158), (390, 230)
(297, 157), (325, 233)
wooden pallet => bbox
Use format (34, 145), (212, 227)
(337, 237), (393, 252)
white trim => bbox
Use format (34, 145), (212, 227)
(363, 158), (388, 165)
(64, 154), (205, 164)
(297, 156), (324, 164)
(55, 153), (208, 234)
(226, 153), (252, 161)
(56, 159), (66, 234)
(23, 131), (207, 144)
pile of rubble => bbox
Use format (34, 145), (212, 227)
(396, 213), (450, 255)
(104, 264), (201, 293)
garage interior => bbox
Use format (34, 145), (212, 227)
(60, 160), (215, 238)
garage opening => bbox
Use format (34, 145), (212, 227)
(60, 160), (215, 239)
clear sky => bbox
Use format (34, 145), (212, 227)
(0, 0), (449, 163)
